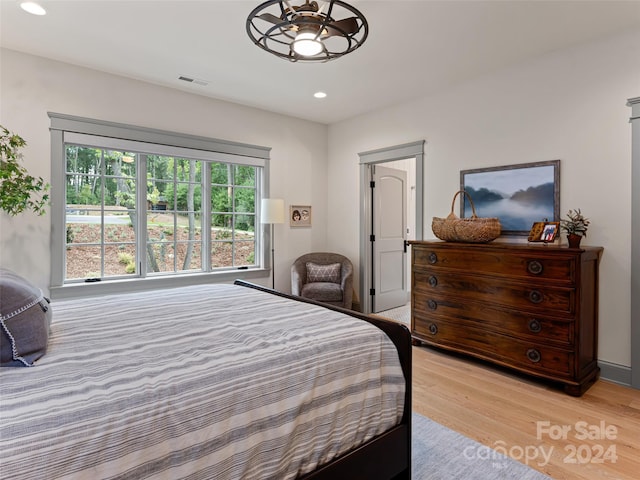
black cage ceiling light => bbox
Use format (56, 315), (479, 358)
(246, 0), (368, 62)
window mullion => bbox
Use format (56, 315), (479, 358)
(173, 186), (178, 273)
(138, 154), (148, 277)
(230, 168), (236, 267)
(202, 162), (211, 271)
(100, 149), (106, 279)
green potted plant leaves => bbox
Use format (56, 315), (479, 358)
(560, 208), (590, 248)
(0, 126), (49, 216)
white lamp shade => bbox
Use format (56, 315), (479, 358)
(261, 198), (285, 224)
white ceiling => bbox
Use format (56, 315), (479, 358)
(2, 0), (640, 124)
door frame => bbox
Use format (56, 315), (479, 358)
(358, 140), (425, 314)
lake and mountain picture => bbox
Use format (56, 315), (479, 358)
(461, 161), (559, 234)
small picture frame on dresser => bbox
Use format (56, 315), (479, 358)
(528, 221), (560, 242)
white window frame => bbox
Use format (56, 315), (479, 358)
(49, 113), (273, 300)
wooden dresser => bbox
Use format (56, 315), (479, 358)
(409, 241), (603, 396)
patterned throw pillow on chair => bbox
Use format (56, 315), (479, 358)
(306, 262), (341, 284)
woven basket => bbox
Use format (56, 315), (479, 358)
(432, 190), (501, 243)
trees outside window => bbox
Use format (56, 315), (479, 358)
(64, 145), (258, 282)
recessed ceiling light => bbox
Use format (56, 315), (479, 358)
(314, 92), (327, 99)
(20, 1), (46, 15)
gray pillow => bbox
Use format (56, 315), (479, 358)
(306, 262), (341, 284)
(0, 268), (52, 367)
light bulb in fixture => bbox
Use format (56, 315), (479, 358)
(20, 1), (46, 15)
(292, 31), (323, 57)
(314, 92), (327, 99)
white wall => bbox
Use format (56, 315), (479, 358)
(0, 49), (328, 293)
(327, 30), (640, 368)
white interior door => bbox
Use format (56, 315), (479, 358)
(372, 165), (407, 312)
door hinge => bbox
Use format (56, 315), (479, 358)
(370, 234), (375, 242)
(369, 288), (375, 296)
(370, 180), (375, 188)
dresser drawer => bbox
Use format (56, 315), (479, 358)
(412, 291), (574, 345)
(413, 270), (576, 315)
(413, 245), (576, 284)
(413, 316), (574, 378)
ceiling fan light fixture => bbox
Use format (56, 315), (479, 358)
(246, 0), (368, 63)
(293, 31), (323, 56)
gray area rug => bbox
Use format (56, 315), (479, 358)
(413, 413), (552, 479)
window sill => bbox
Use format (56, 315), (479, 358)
(50, 268), (269, 301)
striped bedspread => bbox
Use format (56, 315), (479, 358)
(0, 283), (405, 480)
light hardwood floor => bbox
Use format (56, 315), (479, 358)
(412, 345), (640, 480)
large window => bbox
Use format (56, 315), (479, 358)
(50, 114), (271, 296)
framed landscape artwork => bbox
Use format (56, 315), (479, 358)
(460, 160), (560, 236)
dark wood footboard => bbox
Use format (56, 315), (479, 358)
(234, 280), (412, 480)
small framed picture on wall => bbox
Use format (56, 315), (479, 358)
(290, 205), (311, 227)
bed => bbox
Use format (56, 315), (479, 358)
(0, 279), (411, 480)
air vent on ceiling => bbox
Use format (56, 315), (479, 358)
(178, 75), (209, 86)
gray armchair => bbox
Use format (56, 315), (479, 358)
(291, 252), (353, 309)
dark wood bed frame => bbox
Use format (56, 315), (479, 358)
(235, 280), (412, 480)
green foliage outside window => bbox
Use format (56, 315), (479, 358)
(64, 144), (258, 280)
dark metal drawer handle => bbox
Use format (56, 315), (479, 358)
(527, 260), (543, 275)
(528, 319), (542, 333)
(427, 299), (437, 310)
(429, 323), (438, 335)
(428, 276), (438, 287)
(428, 252), (438, 264)
(526, 348), (541, 363)
(529, 290), (543, 304)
